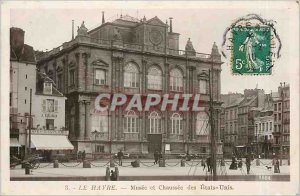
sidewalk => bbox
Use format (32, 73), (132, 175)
(10, 159), (290, 180)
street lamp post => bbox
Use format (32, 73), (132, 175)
(91, 130), (97, 159)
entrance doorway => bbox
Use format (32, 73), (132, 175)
(148, 134), (162, 153)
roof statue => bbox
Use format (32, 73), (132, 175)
(77, 21), (88, 36)
(185, 38), (196, 56)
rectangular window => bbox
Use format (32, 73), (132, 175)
(274, 104), (277, 111)
(278, 113), (281, 121)
(46, 119), (54, 130)
(91, 115), (108, 132)
(69, 69), (75, 86)
(94, 69), (106, 85)
(42, 99), (58, 112)
(278, 103), (281, 111)
(43, 82), (53, 95)
(200, 147), (207, 153)
(96, 145), (105, 153)
(25, 87), (27, 91)
(148, 75), (162, 90)
(269, 122), (272, 131)
(199, 80), (207, 94)
(124, 72), (139, 88)
(274, 114), (277, 121)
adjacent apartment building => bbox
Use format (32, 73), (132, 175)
(221, 84), (290, 159)
(36, 14), (223, 156)
(10, 27), (73, 159)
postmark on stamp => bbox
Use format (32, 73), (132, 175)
(222, 14), (281, 75)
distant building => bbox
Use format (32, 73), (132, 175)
(36, 14), (223, 156)
(272, 83), (290, 158)
(10, 27), (73, 159)
(10, 27), (37, 157)
(220, 85), (290, 159)
(237, 88), (265, 155)
(254, 94), (274, 158)
(220, 93), (243, 157)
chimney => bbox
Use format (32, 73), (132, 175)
(280, 82), (282, 87)
(72, 20), (74, 40)
(10, 27), (25, 59)
(284, 82), (286, 87)
(102, 11), (105, 24)
(169, 17), (173, 33)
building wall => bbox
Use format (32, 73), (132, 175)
(10, 61), (37, 146)
(32, 94), (66, 130)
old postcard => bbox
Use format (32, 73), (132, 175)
(0, 0), (299, 195)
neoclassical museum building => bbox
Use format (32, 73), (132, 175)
(36, 14), (223, 156)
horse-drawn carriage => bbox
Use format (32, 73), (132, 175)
(10, 154), (41, 169)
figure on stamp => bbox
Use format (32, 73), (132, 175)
(238, 29), (265, 72)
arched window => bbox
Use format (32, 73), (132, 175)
(149, 111), (161, 134)
(196, 112), (209, 135)
(170, 68), (183, 91)
(124, 110), (138, 133)
(171, 113), (183, 134)
(147, 66), (162, 90)
(92, 113), (108, 132)
(124, 62), (139, 88)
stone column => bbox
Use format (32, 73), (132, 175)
(164, 62), (169, 93)
(63, 56), (68, 94)
(82, 52), (90, 92)
(85, 102), (91, 139)
(141, 59), (147, 94)
(78, 102), (85, 140)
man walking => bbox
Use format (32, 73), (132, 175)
(246, 154), (251, 174)
(206, 156), (211, 172)
(82, 150), (86, 161)
(117, 150), (123, 166)
(154, 150), (159, 164)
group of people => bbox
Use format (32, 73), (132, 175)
(77, 150), (86, 162)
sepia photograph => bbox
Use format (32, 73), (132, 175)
(0, 1), (299, 195)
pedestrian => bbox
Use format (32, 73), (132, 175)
(117, 150), (123, 166)
(159, 151), (163, 162)
(110, 170), (117, 181)
(246, 154), (251, 174)
(77, 151), (82, 162)
(82, 150), (86, 161)
(229, 155), (237, 170)
(206, 156), (211, 172)
(275, 158), (280, 173)
(154, 150), (159, 164)
(186, 152), (191, 161)
(202, 158), (206, 171)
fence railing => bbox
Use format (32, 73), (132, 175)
(39, 36), (211, 60)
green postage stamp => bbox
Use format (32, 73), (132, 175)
(232, 26), (271, 74)
(222, 14), (281, 75)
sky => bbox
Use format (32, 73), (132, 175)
(9, 2), (295, 94)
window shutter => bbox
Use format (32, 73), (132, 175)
(42, 100), (46, 112)
(54, 100), (58, 112)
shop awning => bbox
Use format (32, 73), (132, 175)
(10, 138), (21, 147)
(31, 135), (74, 150)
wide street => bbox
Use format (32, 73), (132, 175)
(10, 159), (290, 181)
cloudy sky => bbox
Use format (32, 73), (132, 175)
(9, 1), (297, 94)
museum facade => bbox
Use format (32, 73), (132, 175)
(36, 14), (223, 156)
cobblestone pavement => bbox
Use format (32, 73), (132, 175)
(10, 159), (289, 178)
